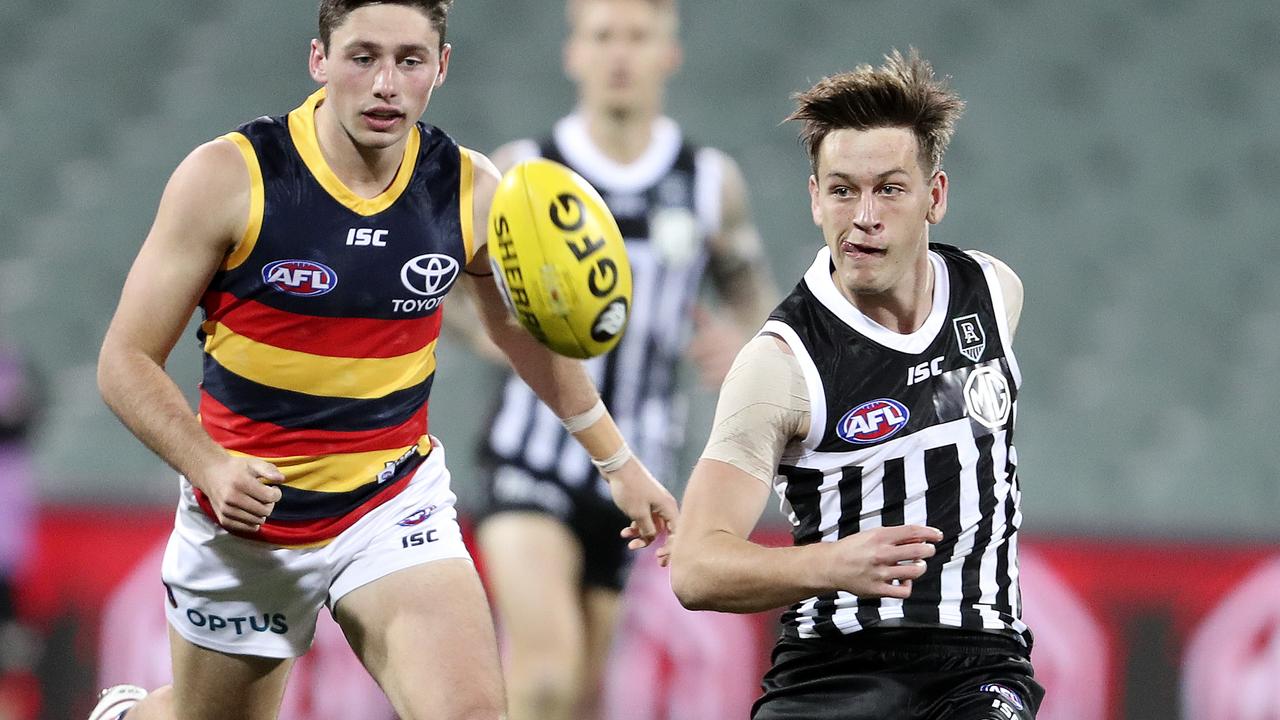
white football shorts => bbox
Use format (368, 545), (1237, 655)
(161, 438), (472, 658)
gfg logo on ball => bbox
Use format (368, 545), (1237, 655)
(400, 253), (459, 298)
(549, 193), (620, 299)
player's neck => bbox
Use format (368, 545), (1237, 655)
(313, 103), (407, 198)
(581, 105), (660, 165)
(846, 254), (935, 334)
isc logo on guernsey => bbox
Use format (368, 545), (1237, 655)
(262, 259), (337, 297)
(837, 398), (910, 445)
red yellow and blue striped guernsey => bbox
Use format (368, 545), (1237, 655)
(195, 88), (476, 546)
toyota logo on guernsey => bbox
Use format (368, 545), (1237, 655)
(262, 259), (337, 297)
(400, 254), (460, 297)
(837, 398), (910, 445)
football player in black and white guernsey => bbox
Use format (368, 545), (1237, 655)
(447, 1), (778, 718)
(670, 50), (1045, 720)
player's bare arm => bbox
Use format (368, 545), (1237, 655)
(670, 336), (942, 612)
(687, 151), (779, 386)
(97, 139), (284, 533)
(968, 250), (1024, 336)
(437, 141), (537, 364)
(461, 149), (678, 546)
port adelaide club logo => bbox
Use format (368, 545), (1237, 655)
(953, 313), (986, 363)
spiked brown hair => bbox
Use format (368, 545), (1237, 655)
(787, 49), (965, 174)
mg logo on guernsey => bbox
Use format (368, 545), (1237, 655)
(964, 366), (1012, 429)
(262, 259), (337, 297)
(837, 398), (910, 445)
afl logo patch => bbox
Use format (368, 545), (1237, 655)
(401, 253), (460, 298)
(837, 399), (909, 445)
(396, 505), (438, 527)
(262, 259), (337, 297)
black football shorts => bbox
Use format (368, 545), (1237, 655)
(753, 627), (1044, 720)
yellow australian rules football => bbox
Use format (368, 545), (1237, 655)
(487, 158), (632, 359)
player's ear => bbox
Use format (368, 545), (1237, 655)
(665, 42), (684, 76)
(309, 39), (328, 84)
(808, 174), (822, 226)
(434, 43), (452, 88)
(563, 36), (581, 83)
(925, 170), (948, 225)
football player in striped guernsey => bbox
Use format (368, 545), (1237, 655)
(670, 50), (1045, 719)
(90, 2), (675, 719)
(447, 1), (778, 718)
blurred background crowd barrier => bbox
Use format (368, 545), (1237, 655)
(0, 1), (1276, 718)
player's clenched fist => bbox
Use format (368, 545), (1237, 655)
(818, 525), (943, 600)
(190, 456), (285, 533)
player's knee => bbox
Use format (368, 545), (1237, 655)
(506, 669), (580, 714)
(392, 687), (504, 720)
(400, 704), (504, 720)
(444, 700), (506, 720)
(509, 675), (578, 707)
(121, 685), (175, 720)
(456, 709), (505, 720)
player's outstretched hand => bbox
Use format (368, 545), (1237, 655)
(606, 459), (678, 551)
(190, 456), (286, 534)
(821, 525), (943, 600)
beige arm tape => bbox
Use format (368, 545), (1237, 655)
(700, 335), (810, 486)
(560, 398), (606, 433)
(563, 400), (632, 472)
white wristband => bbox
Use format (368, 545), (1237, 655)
(591, 443), (633, 474)
(560, 398), (607, 434)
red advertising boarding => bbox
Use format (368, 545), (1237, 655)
(11, 507), (1280, 719)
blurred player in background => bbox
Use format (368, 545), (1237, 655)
(454, 1), (777, 718)
(90, 1), (675, 718)
(0, 346), (43, 720)
(670, 50), (1045, 719)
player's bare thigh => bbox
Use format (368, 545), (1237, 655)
(334, 558), (505, 720)
(478, 513), (588, 717)
(479, 513), (588, 665)
(125, 625), (293, 720)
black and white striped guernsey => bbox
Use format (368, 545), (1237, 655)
(481, 114), (724, 496)
(766, 243), (1030, 644)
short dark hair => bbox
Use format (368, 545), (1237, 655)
(786, 48), (965, 174)
(318, 0), (453, 50)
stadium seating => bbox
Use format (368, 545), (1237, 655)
(2, 0), (1276, 534)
